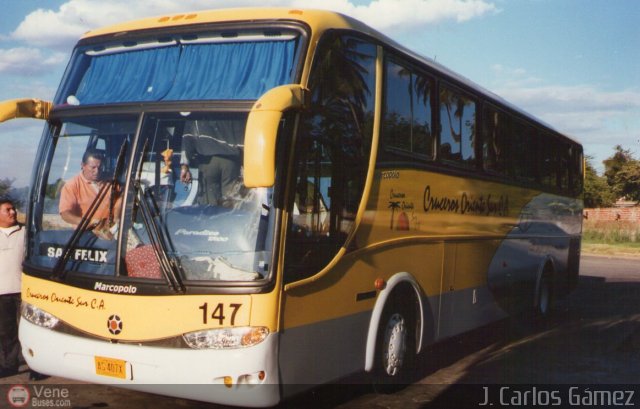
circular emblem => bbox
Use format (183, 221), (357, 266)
(7, 385), (30, 408)
(107, 314), (123, 335)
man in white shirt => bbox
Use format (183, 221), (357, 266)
(0, 198), (24, 377)
(0, 198), (47, 380)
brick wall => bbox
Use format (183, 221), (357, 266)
(583, 207), (640, 222)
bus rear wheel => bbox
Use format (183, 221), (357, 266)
(535, 271), (554, 318)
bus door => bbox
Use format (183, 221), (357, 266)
(278, 32), (377, 390)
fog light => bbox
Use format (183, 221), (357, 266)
(223, 376), (233, 388)
(238, 371), (266, 385)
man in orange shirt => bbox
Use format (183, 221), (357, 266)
(59, 149), (119, 239)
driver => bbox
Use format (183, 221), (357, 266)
(59, 148), (120, 239)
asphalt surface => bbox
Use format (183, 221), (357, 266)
(2, 254), (639, 408)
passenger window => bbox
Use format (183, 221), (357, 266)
(569, 145), (584, 196)
(512, 119), (538, 183)
(558, 142), (570, 191)
(439, 85), (476, 166)
(380, 57), (434, 161)
(539, 133), (558, 189)
(482, 105), (508, 175)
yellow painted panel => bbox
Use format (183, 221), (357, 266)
(281, 168), (548, 330)
(360, 169), (537, 245)
(83, 9), (369, 41)
(442, 240), (502, 293)
(282, 241), (444, 329)
(22, 275), (279, 341)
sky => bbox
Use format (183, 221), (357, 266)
(0, 0), (638, 187)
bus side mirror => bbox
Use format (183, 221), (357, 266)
(243, 84), (308, 188)
(0, 98), (52, 123)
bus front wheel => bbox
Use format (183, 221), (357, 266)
(373, 294), (416, 390)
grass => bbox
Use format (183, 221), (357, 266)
(582, 219), (640, 257)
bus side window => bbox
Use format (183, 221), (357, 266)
(482, 105), (507, 175)
(380, 56), (435, 162)
(284, 33), (376, 283)
(540, 132), (558, 189)
(439, 84), (476, 167)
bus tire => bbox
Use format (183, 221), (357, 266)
(534, 269), (554, 319)
(373, 291), (417, 392)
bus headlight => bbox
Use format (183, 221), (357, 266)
(183, 327), (269, 349)
(21, 303), (60, 329)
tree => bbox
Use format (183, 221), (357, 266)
(603, 145), (634, 190)
(602, 145), (640, 202)
(583, 156), (616, 208)
(0, 178), (11, 197)
(612, 159), (640, 203)
(0, 178), (26, 211)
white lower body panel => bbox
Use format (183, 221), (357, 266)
(19, 321), (280, 407)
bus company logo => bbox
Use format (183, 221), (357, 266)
(7, 385), (30, 408)
(388, 190), (413, 231)
(107, 314), (123, 335)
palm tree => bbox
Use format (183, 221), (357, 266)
(388, 201), (401, 229)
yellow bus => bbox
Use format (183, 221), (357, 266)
(1, 8), (582, 407)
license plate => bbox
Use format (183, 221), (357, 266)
(95, 356), (128, 379)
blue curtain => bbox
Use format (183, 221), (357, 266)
(72, 40), (296, 104)
(164, 40), (296, 100)
(75, 47), (180, 104)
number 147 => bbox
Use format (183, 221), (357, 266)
(198, 302), (242, 325)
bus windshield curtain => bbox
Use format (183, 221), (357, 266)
(75, 47), (179, 103)
(73, 40), (296, 104)
(164, 41), (296, 100)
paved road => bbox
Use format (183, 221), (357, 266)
(2, 255), (639, 408)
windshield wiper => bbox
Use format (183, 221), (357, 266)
(131, 138), (149, 222)
(108, 141), (128, 226)
(131, 142), (185, 293)
(52, 141), (128, 280)
(133, 181), (186, 293)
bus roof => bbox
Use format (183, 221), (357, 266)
(82, 8), (376, 40)
(82, 8), (578, 145)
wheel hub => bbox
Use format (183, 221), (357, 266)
(383, 313), (407, 376)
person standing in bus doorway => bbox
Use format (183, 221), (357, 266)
(0, 198), (47, 380)
(179, 119), (243, 206)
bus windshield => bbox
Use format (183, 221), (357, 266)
(28, 111), (274, 286)
(55, 28), (301, 105)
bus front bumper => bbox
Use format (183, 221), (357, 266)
(19, 320), (281, 407)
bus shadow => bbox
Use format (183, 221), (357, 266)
(281, 274), (640, 408)
(420, 274), (640, 407)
